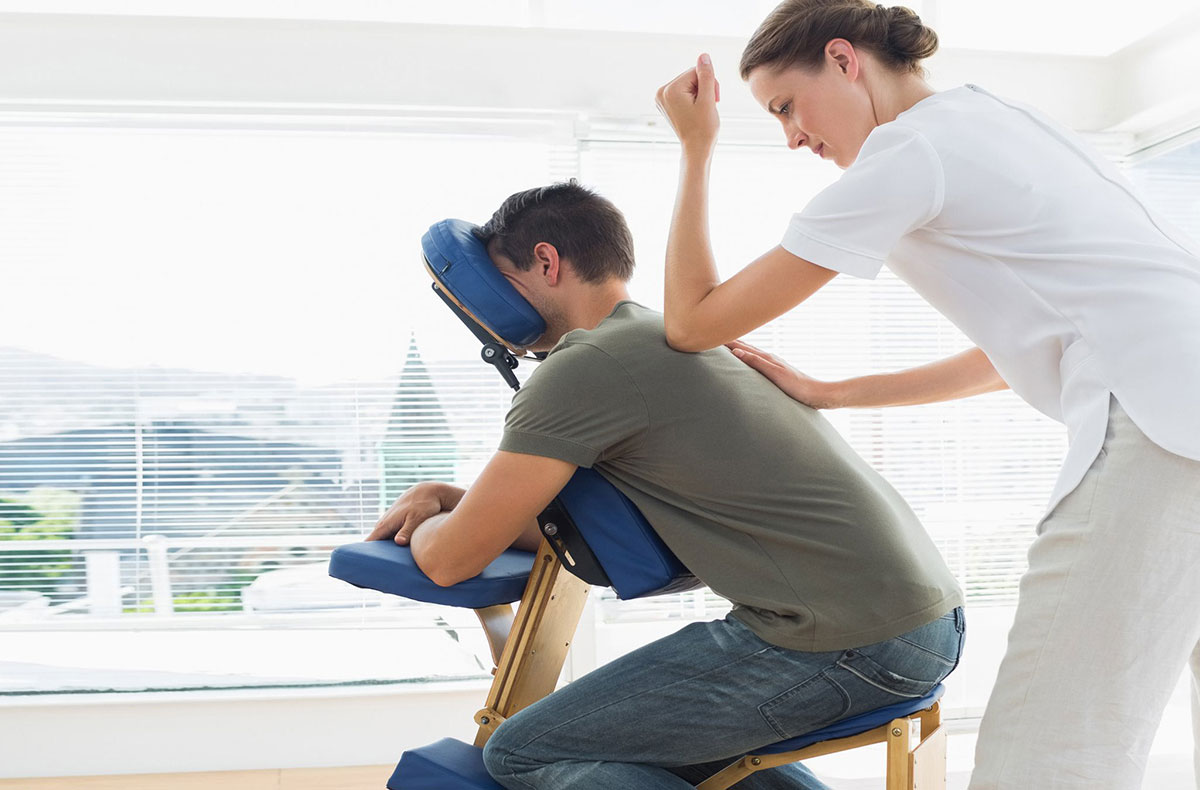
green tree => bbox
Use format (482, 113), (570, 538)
(0, 488), (81, 596)
(379, 337), (457, 507)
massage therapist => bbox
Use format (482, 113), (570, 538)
(654, 2), (1200, 788)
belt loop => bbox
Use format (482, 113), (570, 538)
(954, 607), (965, 632)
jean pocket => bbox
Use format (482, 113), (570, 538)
(891, 609), (964, 664)
(836, 648), (943, 700)
(757, 670), (850, 741)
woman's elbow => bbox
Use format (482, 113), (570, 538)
(664, 318), (714, 353)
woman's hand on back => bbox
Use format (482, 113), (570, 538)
(656, 53), (721, 158)
(727, 340), (842, 409)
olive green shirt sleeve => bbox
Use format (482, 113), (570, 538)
(499, 342), (648, 468)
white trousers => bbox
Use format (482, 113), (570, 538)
(969, 398), (1200, 789)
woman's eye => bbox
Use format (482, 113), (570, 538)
(780, 103), (792, 117)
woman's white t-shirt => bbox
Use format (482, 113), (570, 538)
(781, 84), (1200, 513)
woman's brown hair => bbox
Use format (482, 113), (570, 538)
(739, 1), (938, 79)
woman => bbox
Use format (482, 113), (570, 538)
(655, 2), (1200, 789)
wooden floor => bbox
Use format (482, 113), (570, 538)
(0, 765), (393, 790)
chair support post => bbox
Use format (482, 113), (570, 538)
(473, 603), (516, 668)
(885, 718), (917, 790)
(474, 539), (590, 747)
(911, 701), (946, 790)
(696, 697), (945, 790)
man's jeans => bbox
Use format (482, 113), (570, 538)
(483, 607), (966, 789)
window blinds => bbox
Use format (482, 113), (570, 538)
(1, 121), (1195, 696)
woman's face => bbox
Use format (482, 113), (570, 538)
(747, 47), (878, 169)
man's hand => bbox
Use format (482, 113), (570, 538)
(409, 452), (578, 587)
(367, 481), (464, 545)
(656, 53), (721, 158)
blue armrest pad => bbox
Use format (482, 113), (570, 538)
(328, 541), (534, 608)
(388, 738), (503, 790)
(423, 219), (546, 350)
(754, 684), (945, 755)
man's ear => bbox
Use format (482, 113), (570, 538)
(825, 39), (860, 81)
(532, 242), (562, 286)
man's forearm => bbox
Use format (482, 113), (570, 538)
(410, 511), (543, 586)
(404, 452), (578, 587)
(831, 347), (1008, 408)
(408, 512), (452, 582)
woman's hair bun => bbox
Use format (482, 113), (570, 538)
(741, 1), (939, 79)
(883, 5), (938, 64)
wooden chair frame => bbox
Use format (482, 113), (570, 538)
(696, 700), (946, 790)
(465, 538), (946, 789)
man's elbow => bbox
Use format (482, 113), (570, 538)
(427, 567), (462, 588)
(414, 550), (468, 588)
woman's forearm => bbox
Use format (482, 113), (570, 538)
(662, 146), (840, 352)
(830, 347), (1008, 408)
(664, 152), (720, 333)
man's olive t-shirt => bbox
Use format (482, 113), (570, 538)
(499, 302), (962, 651)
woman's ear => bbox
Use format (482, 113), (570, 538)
(825, 38), (860, 81)
(532, 241), (562, 286)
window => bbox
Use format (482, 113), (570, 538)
(0, 125), (558, 692)
(3, 118), (1195, 715)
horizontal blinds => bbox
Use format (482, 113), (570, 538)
(583, 136), (1200, 624)
(2, 120), (1196, 685)
(0, 127), (547, 630)
(581, 139), (1069, 621)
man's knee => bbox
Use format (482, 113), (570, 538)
(482, 718), (540, 781)
(481, 724), (515, 779)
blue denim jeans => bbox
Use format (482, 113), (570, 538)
(483, 607), (966, 789)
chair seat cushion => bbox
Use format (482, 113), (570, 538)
(755, 684), (945, 755)
(328, 541), (533, 608)
(387, 738), (503, 790)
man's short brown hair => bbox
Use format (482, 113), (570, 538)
(474, 180), (636, 283)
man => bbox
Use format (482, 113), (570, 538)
(368, 181), (964, 790)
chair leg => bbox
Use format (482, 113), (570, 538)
(473, 540), (590, 747)
(885, 718), (917, 790)
(910, 703), (946, 790)
(694, 756), (757, 790)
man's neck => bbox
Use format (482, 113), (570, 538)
(566, 283), (632, 333)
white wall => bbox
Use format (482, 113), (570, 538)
(0, 11), (1196, 151)
(0, 682), (487, 777)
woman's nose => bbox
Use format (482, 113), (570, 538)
(783, 122), (805, 150)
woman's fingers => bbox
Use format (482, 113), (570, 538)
(696, 53), (718, 103)
(727, 339), (778, 364)
(655, 55), (721, 153)
(657, 66), (699, 109)
(733, 348), (784, 378)
(728, 344), (828, 408)
(726, 338), (762, 354)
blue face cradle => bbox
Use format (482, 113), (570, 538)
(421, 219), (547, 353)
